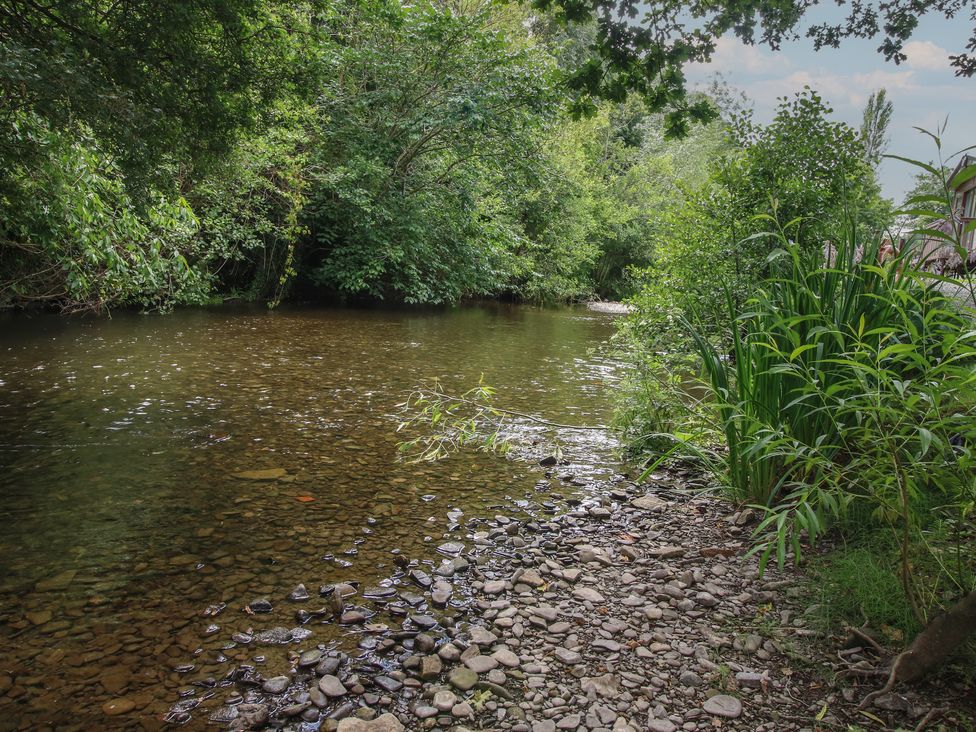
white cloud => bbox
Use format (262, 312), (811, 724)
(903, 40), (952, 71)
(743, 69), (919, 113)
(688, 36), (791, 75)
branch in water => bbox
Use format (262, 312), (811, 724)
(395, 378), (610, 462)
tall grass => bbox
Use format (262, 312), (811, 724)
(685, 221), (976, 618)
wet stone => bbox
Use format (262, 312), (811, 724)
(449, 667), (479, 691)
(102, 699), (136, 716)
(262, 675), (290, 694)
(288, 584), (310, 601)
(410, 614), (438, 630)
(437, 542), (465, 556)
(319, 675), (348, 697)
(299, 649), (324, 667)
(374, 676), (403, 693)
(248, 598), (273, 613)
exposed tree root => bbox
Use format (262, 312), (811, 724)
(859, 589), (976, 709)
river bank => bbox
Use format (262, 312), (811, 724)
(156, 465), (969, 732)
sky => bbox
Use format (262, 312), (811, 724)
(684, 10), (976, 202)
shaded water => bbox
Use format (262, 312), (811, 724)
(0, 303), (625, 730)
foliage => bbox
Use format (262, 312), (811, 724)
(810, 536), (922, 638)
(0, 116), (208, 311)
(301, 0), (558, 303)
(397, 379), (514, 463)
(860, 89), (893, 168)
(532, 0), (974, 133)
(725, 88), (891, 249)
(190, 104), (312, 306)
(674, 153), (976, 624)
(0, 0), (325, 187)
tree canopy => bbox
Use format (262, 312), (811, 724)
(534, 0), (974, 133)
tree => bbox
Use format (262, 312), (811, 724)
(860, 89), (894, 167)
(301, 0), (558, 303)
(531, 0), (975, 134)
(0, 0), (325, 185)
(723, 88), (890, 249)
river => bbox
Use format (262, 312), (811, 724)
(0, 303), (626, 729)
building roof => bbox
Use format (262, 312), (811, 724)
(950, 153), (975, 190)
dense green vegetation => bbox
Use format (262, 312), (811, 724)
(0, 0), (732, 310)
(4, 0), (958, 312)
(4, 0), (975, 686)
(618, 126), (976, 671)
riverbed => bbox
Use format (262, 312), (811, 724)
(0, 303), (626, 729)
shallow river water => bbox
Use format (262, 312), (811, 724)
(0, 303), (626, 730)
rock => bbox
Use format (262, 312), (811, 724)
(556, 714), (581, 729)
(99, 667), (129, 695)
(288, 584), (310, 601)
(572, 587), (606, 603)
(451, 701), (474, 718)
(340, 610), (366, 624)
(518, 568), (545, 587)
(580, 674), (619, 697)
(553, 648), (582, 665)
(742, 634), (763, 653)
(483, 580), (507, 595)
(448, 667), (479, 691)
(336, 714), (405, 731)
(592, 638), (621, 652)
(253, 627), (297, 644)
(647, 720), (677, 732)
(27, 610), (52, 625)
(539, 455), (558, 467)
(438, 643), (461, 662)
(319, 675), (348, 697)
(464, 654), (498, 673)
(648, 546), (686, 559)
(695, 592), (719, 607)
(679, 670), (702, 687)
(631, 494), (668, 511)
(469, 626), (498, 645)
(232, 468), (287, 480)
(262, 675), (290, 694)
(419, 655), (443, 680)
(437, 541), (464, 556)
(409, 569), (432, 589)
(374, 676), (403, 693)
(703, 694), (742, 719)
(410, 614), (437, 630)
(299, 649), (324, 668)
(491, 648), (520, 668)
(433, 690), (457, 711)
(35, 569), (77, 592)
(248, 598), (273, 613)
(532, 721), (556, 732)
(102, 699), (136, 716)
(735, 671), (766, 689)
(231, 703), (269, 730)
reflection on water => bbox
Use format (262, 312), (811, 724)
(0, 303), (624, 729)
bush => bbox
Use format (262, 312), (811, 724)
(0, 116), (208, 312)
(684, 221), (976, 623)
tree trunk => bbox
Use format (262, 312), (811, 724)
(861, 588), (976, 707)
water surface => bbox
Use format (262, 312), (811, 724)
(0, 303), (624, 729)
